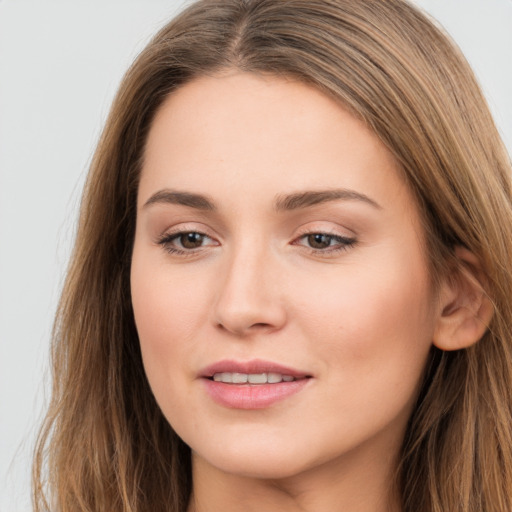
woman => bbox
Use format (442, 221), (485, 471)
(33, 0), (512, 511)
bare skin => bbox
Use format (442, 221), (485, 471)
(131, 72), (488, 512)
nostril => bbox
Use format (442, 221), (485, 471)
(215, 320), (276, 336)
(213, 292), (287, 335)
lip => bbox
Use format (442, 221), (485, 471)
(200, 359), (310, 379)
(199, 359), (312, 410)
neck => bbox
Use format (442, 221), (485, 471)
(187, 441), (401, 512)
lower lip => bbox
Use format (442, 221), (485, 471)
(202, 378), (310, 409)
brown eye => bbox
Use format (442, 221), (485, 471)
(157, 230), (218, 255)
(180, 232), (205, 249)
(307, 233), (333, 249)
(294, 232), (357, 254)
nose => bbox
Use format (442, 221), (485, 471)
(212, 245), (287, 337)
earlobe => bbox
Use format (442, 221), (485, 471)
(433, 247), (494, 351)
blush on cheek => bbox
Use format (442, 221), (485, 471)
(314, 268), (432, 370)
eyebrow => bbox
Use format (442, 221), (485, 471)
(143, 189), (216, 211)
(274, 189), (382, 211)
(143, 187), (381, 212)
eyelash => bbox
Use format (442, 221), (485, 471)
(156, 230), (357, 256)
(157, 230), (216, 256)
(293, 231), (357, 255)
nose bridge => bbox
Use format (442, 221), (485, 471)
(213, 237), (286, 335)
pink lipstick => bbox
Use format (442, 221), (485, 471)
(200, 359), (312, 409)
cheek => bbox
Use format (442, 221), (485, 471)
(130, 252), (209, 390)
(292, 247), (436, 393)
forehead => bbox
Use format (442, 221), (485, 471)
(139, 72), (413, 219)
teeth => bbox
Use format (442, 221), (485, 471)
(232, 373), (248, 384)
(248, 373), (267, 384)
(212, 372), (296, 384)
(213, 372), (233, 383)
(267, 372), (283, 383)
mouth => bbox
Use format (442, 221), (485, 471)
(200, 359), (311, 382)
(209, 372), (302, 384)
(200, 360), (312, 409)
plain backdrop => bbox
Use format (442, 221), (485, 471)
(0, 1), (511, 511)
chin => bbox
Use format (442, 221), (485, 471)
(199, 450), (310, 481)
(187, 430), (313, 480)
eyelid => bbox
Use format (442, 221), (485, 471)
(159, 231), (218, 245)
(155, 222), (218, 240)
(293, 232), (356, 248)
(291, 223), (358, 255)
(155, 222), (220, 255)
(293, 222), (356, 240)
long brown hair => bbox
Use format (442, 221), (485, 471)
(33, 1), (512, 510)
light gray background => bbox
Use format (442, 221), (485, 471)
(1, 1), (511, 511)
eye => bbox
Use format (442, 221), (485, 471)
(176, 232), (207, 249)
(294, 232), (357, 253)
(306, 233), (337, 249)
(157, 230), (218, 254)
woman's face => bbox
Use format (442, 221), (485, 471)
(131, 72), (440, 480)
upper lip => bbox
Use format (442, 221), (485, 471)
(200, 359), (311, 379)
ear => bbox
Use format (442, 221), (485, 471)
(433, 247), (494, 351)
